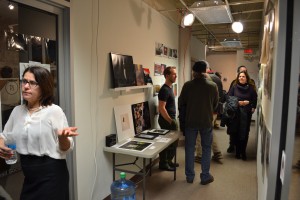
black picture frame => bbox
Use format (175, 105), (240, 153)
(134, 133), (158, 140)
(109, 52), (137, 88)
(147, 129), (169, 135)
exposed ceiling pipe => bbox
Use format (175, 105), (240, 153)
(178, 0), (221, 45)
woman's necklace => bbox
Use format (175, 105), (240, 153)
(27, 106), (41, 112)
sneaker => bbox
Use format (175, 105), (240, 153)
(186, 178), (194, 183)
(194, 156), (202, 164)
(212, 152), (223, 160)
(227, 145), (235, 153)
(200, 175), (214, 185)
(212, 152), (223, 164)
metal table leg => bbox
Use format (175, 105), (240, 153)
(113, 153), (115, 181)
(143, 158), (146, 200)
(174, 147), (177, 180)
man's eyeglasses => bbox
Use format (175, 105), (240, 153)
(20, 79), (39, 88)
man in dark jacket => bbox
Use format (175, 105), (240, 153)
(178, 61), (218, 185)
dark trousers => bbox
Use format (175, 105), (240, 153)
(20, 155), (69, 200)
(158, 116), (178, 165)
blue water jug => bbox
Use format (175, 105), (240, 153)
(111, 172), (136, 200)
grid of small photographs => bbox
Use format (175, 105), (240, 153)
(154, 64), (176, 76)
(155, 42), (177, 59)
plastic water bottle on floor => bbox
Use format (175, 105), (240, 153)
(111, 172), (136, 200)
(5, 144), (17, 165)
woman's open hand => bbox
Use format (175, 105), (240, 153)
(57, 127), (79, 138)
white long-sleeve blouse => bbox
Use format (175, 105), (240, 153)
(0, 104), (74, 159)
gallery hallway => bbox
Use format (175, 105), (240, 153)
(135, 122), (258, 200)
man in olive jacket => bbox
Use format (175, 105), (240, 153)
(178, 60), (218, 185)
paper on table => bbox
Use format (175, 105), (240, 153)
(157, 138), (171, 143)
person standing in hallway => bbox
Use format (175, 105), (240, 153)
(0, 66), (78, 200)
(227, 65), (256, 153)
(195, 66), (223, 164)
(158, 66), (179, 171)
(179, 61), (218, 185)
(228, 71), (257, 160)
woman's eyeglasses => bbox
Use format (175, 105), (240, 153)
(20, 79), (39, 88)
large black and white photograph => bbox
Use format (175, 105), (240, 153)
(109, 52), (136, 88)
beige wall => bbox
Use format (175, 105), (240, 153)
(207, 50), (260, 92)
(71, 0), (179, 199)
(207, 53), (237, 91)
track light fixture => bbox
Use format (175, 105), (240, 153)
(232, 21), (243, 33)
(8, 2), (14, 10)
(181, 13), (195, 27)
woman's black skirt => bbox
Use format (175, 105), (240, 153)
(20, 155), (69, 200)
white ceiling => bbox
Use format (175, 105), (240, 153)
(142, 0), (265, 53)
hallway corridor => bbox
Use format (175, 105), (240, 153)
(135, 122), (258, 200)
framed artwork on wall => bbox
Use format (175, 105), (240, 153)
(109, 52), (137, 88)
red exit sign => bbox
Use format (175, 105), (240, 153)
(244, 49), (253, 54)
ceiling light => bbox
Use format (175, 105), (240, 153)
(232, 21), (243, 33)
(182, 13), (195, 27)
(8, 2), (14, 10)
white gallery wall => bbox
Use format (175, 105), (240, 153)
(207, 53), (237, 91)
(70, 0), (179, 199)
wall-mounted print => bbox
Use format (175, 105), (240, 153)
(134, 64), (145, 86)
(163, 46), (168, 56)
(173, 49), (178, 58)
(131, 101), (151, 135)
(154, 63), (162, 76)
(109, 52), (137, 88)
(168, 48), (173, 58)
(155, 42), (164, 56)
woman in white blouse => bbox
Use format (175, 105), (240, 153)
(0, 66), (78, 200)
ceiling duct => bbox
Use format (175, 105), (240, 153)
(220, 39), (242, 48)
(189, 0), (233, 24)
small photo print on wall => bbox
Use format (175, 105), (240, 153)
(154, 63), (162, 76)
(163, 46), (168, 57)
(155, 42), (164, 56)
(172, 49), (178, 58)
(168, 48), (173, 58)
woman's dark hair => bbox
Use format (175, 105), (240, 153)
(237, 65), (247, 73)
(235, 71), (250, 84)
(22, 66), (54, 106)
